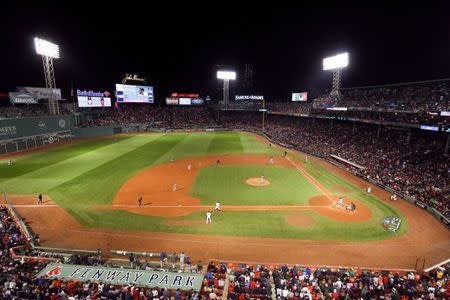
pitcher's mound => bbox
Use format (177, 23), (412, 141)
(246, 178), (270, 187)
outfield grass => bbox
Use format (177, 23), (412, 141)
(0, 131), (407, 241)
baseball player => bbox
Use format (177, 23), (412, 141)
(37, 194), (43, 205)
(366, 187), (372, 194)
(214, 202), (221, 211)
(336, 197), (344, 207)
(390, 194), (397, 201)
(216, 159), (220, 166)
(206, 211), (212, 224)
(7, 160), (12, 166)
(187, 164), (192, 171)
(269, 156), (274, 165)
(172, 183), (177, 192)
(138, 195), (143, 207)
(260, 175), (265, 183)
(304, 156), (308, 163)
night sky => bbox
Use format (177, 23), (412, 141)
(1, 2), (449, 103)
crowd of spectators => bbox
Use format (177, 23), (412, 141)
(309, 109), (448, 126)
(219, 111), (450, 217)
(0, 103), (75, 119)
(82, 106), (220, 129)
(228, 264), (272, 300)
(0, 105), (49, 119)
(1, 199), (450, 299)
(338, 80), (450, 112)
(273, 265), (449, 299)
(201, 262), (226, 299)
(267, 103), (311, 115)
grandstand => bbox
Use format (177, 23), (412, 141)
(1, 5), (449, 299)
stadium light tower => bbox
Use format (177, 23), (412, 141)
(34, 37), (60, 115)
(217, 71), (236, 103)
(322, 52), (349, 98)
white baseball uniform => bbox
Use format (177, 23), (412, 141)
(187, 164), (191, 171)
(336, 197), (344, 207)
(214, 202), (221, 211)
(206, 212), (212, 224)
(172, 183), (177, 192)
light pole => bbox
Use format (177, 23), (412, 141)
(323, 52), (349, 99)
(34, 37), (60, 115)
(217, 71), (236, 104)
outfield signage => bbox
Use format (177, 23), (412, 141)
(9, 92), (39, 104)
(16, 87), (62, 100)
(235, 95), (264, 101)
(440, 111), (450, 117)
(0, 126), (17, 137)
(0, 115), (70, 141)
(37, 263), (203, 291)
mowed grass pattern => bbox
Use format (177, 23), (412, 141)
(0, 131), (406, 240)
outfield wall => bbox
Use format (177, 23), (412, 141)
(71, 125), (121, 138)
(0, 115), (71, 140)
(0, 115), (73, 155)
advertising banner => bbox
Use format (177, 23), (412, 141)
(37, 263), (203, 291)
(17, 87), (62, 100)
(166, 98), (179, 105)
(0, 115), (70, 141)
(116, 84), (154, 103)
(235, 95), (264, 101)
(9, 92), (38, 104)
(292, 92), (308, 101)
(77, 90), (111, 107)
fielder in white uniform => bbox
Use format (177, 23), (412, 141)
(214, 202), (221, 211)
(187, 164), (192, 171)
(260, 175), (265, 183)
(336, 197), (345, 207)
(206, 211), (212, 224)
(172, 183), (177, 192)
(269, 156), (274, 165)
(366, 187), (372, 194)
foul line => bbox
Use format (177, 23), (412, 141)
(286, 157), (334, 203)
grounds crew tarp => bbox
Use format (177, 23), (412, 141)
(37, 263), (203, 291)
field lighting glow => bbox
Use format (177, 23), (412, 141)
(217, 71), (236, 80)
(34, 37), (60, 58)
(323, 52), (348, 70)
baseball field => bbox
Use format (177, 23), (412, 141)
(1, 131), (448, 269)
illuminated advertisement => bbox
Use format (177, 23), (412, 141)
(292, 92), (308, 101)
(235, 95), (264, 101)
(77, 90), (111, 107)
(116, 84), (154, 103)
